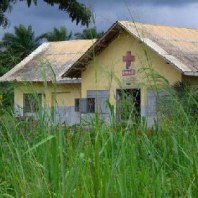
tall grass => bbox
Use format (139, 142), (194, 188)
(0, 85), (197, 197)
(0, 17), (197, 197)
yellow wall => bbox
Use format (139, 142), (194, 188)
(81, 31), (183, 108)
(14, 82), (81, 111)
(14, 31), (197, 117)
(182, 75), (198, 85)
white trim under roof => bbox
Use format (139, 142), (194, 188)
(184, 71), (198, 76)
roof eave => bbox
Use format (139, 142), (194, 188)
(63, 20), (197, 78)
(117, 22), (193, 74)
(184, 71), (198, 77)
(0, 79), (81, 84)
(62, 21), (123, 78)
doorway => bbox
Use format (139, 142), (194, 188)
(116, 89), (141, 123)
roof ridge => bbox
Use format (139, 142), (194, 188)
(118, 20), (198, 30)
(48, 39), (97, 44)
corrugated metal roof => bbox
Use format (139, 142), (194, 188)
(119, 21), (198, 73)
(0, 39), (96, 82)
(64, 21), (198, 78)
(2, 21), (198, 82)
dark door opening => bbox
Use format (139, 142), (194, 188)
(116, 89), (141, 123)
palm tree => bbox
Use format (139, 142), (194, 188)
(0, 24), (40, 63)
(38, 27), (72, 42)
(0, 24), (40, 109)
(75, 28), (104, 40)
(0, 0), (91, 28)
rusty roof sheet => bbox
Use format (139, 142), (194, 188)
(0, 39), (96, 82)
(64, 21), (198, 78)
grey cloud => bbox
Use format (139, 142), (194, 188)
(1, 0), (198, 39)
(0, 1), (81, 38)
(127, 0), (197, 6)
(80, 0), (198, 7)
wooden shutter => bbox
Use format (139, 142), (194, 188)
(79, 98), (88, 113)
(87, 90), (110, 114)
(147, 90), (169, 127)
(97, 97), (109, 114)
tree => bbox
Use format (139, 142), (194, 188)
(0, 0), (92, 28)
(38, 26), (72, 42)
(0, 24), (40, 111)
(75, 28), (104, 39)
(0, 24), (40, 77)
(0, 24), (40, 64)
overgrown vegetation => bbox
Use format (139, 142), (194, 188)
(0, 7), (197, 195)
(0, 84), (197, 197)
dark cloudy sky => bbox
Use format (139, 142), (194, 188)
(0, 0), (198, 38)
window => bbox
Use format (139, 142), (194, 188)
(75, 98), (80, 112)
(87, 98), (95, 113)
(24, 93), (42, 114)
(75, 98), (95, 113)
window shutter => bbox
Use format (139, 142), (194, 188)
(78, 98), (96, 114)
(147, 90), (157, 127)
(79, 98), (88, 113)
(87, 90), (110, 114)
(147, 90), (170, 127)
(98, 97), (109, 114)
(147, 91), (157, 116)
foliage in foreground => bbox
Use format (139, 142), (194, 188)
(0, 89), (198, 197)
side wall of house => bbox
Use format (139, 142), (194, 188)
(182, 75), (198, 85)
(14, 82), (81, 125)
(81, 31), (183, 125)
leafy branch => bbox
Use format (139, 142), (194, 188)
(0, 0), (92, 28)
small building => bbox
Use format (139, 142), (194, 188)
(0, 39), (96, 125)
(1, 21), (198, 126)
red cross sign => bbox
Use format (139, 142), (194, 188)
(123, 51), (135, 69)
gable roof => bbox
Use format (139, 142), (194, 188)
(0, 39), (96, 83)
(63, 21), (198, 78)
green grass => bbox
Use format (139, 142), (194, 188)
(0, 87), (198, 197)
